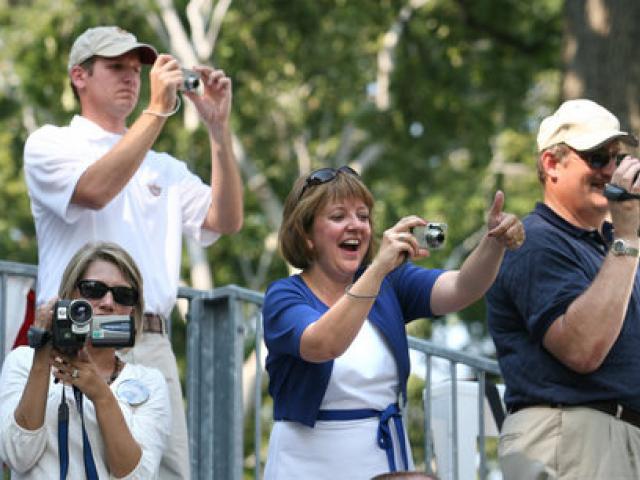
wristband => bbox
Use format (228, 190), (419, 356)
(142, 95), (181, 118)
(27, 327), (51, 350)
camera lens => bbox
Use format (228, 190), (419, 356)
(68, 299), (92, 326)
(427, 229), (445, 244)
(182, 69), (200, 92)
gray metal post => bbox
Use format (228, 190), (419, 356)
(478, 370), (487, 480)
(0, 261), (38, 370)
(0, 272), (7, 364)
(186, 289), (244, 480)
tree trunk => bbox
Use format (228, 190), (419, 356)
(563, 0), (640, 138)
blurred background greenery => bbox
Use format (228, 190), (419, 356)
(3, 0), (640, 477)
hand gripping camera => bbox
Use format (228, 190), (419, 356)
(411, 222), (447, 250)
(51, 299), (135, 353)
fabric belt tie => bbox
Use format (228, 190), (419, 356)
(317, 402), (409, 472)
(509, 401), (640, 430)
(143, 313), (166, 334)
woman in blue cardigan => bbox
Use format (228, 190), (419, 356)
(262, 166), (524, 479)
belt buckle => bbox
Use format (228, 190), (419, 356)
(616, 404), (623, 419)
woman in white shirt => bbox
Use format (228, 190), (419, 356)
(0, 242), (170, 479)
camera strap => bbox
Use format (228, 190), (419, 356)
(58, 388), (69, 480)
(58, 386), (99, 479)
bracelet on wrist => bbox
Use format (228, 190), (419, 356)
(344, 283), (378, 300)
(142, 95), (181, 118)
(27, 326), (51, 350)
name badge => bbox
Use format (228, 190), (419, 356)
(117, 379), (150, 406)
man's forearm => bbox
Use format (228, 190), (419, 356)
(71, 113), (167, 210)
(204, 126), (243, 233)
(544, 251), (639, 373)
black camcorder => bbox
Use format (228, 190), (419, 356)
(51, 299), (135, 353)
(411, 222), (447, 250)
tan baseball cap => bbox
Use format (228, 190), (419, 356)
(68, 26), (157, 71)
(536, 99), (638, 152)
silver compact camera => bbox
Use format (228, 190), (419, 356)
(411, 222), (447, 250)
(182, 69), (200, 92)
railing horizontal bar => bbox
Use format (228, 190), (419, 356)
(0, 261), (38, 277)
(180, 284), (265, 305)
(408, 336), (500, 374)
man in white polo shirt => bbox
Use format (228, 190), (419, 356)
(23, 25), (243, 479)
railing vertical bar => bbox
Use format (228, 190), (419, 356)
(254, 311), (264, 480)
(478, 369), (487, 480)
(450, 361), (459, 480)
(424, 354), (434, 474)
(0, 272), (7, 363)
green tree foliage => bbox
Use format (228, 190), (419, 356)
(0, 0), (567, 475)
(0, 0), (563, 324)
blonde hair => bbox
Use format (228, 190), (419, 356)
(58, 242), (144, 332)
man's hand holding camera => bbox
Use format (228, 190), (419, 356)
(608, 156), (640, 240)
(184, 65), (232, 132)
(147, 54), (184, 115)
(146, 53), (232, 131)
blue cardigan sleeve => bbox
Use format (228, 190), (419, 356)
(262, 276), (333, 426)
(263, 276), (327, 358)
(386, 262), (444, 322)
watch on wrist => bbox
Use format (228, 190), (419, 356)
(611, 238), (640, 257)
(27, 327), (51, 350)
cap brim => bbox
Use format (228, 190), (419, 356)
(567, 131), (639, 151)
(95, 43), (157, 65)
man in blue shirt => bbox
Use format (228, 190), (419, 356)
(487, 99), (640, 479)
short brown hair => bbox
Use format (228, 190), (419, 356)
(58, 241), (144, 332)
(538, 143), (571, 184)
(279, 169), (375, 270)
(70, 57), (96, 102)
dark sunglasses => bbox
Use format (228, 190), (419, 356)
(297, 166), (359, 201)
(77, 279), (139, 307)
(576, 149), (628, 169)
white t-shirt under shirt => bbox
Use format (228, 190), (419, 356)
(264, 320), (414, 480)
(23, 115), (218, 316)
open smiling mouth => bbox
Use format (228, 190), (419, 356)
(340, 239), (360, 252)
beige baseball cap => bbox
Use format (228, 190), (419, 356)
(536, 99), (638, 152)
(68, 26), (157, 71)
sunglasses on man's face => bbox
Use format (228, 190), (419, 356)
(77, 279), (138, 307)
(297, 166), (359, 201)
(577, 149), (628, 169)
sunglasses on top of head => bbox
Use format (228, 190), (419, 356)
(77, 279), (139, 307)
(575, 148), (628, 169)
(297, 166), (359, 201)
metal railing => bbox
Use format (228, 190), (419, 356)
(0, 261), (38, 362)
(1, 262), (503, 480)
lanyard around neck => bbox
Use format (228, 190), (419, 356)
(58, 385), (99, 480)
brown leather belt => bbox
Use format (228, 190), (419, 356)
(142, 313), (166, 334)
(510, 401), (640, 429)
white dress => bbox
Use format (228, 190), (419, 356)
(264, 320), (414, 480)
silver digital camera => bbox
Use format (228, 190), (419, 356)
(411, 222), (447, 250)
(182, 68), (200, 92)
